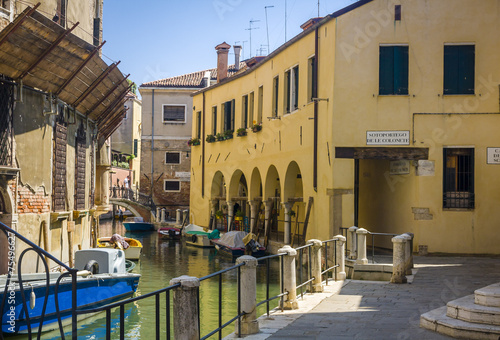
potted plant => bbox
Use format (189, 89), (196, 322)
(216, 133), (225, 141)
(215, 210), (224, 219)
(223, 129), (234, 140)
(235, 210), (244, 221)
(206, 134), (216, 143)
(252, 123), (262, 132)
(236, 128), (247, 137)
(188, 137), (200, 146)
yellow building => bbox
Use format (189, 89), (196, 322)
(190, 0), (500, 255)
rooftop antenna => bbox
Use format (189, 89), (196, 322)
(246, 19), (260, 58)
(265, 5), (274, 55)
(285, 0), (287, 42)
(318, 0), (320, 17)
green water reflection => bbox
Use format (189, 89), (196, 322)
(41, 220), (280, 339)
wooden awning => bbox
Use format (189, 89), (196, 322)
(0, 3), (131, 141)
(335, 147), (429, 160)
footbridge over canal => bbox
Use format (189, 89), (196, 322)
(109, 188), (156, 222)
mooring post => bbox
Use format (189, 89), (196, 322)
(307, 239), (323, 292)
(404, 232), (414, 270)
(390, 236), (407, 284)
(356, 228), (369, 264)
(169, 275), (200, 340)
(348, 226), (358, 259)
(334, 235), (347, 280)
(401, 233), (412, 275)
(235, 256), (259, 335)
(278, 245), (299, 309)
(176, 209), (181, 225)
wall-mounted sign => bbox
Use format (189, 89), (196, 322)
(175, 172), (191, 181)
(390, 160), (410, 175)
(366, 131), (410, 145)
(417, 160), (435, 176)
(487, 148), (500, 164)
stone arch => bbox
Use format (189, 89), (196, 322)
(228, 170), (248, 199)
(283, 161), (303, 202)
(264, 165), (280, 201)
(210, 171), (226, 199)
(248, 167), (263, 200)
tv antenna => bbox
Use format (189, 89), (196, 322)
(265, 6), (274, 55)
(235, 40), (248, 59)
(246, 19), (260, 58)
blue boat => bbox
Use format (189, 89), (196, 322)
(123, 217), (154, 231)
(0, 249), (140, 335)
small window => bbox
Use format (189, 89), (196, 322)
(212, 106), (217, 135)
(163, 105), (186, 123)
(164, 180), (181, 192)
(165, 152), (181, 164)
(443, 148), (474, 209)
(223, 99), (234, 132)
(196, 111), (201, 139)
(272, 76), (279, 117)
(395, 5), (401, 21)
(133, 139), (138, 157)
(379, 45), (409, 95)
(444, 45), (475, 95)
(307, 56), (316, 103)
(248, 92), (254, 127)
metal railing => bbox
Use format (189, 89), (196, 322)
(109, 187), (156, 212)
(322, 238), (339, 284)
(256, 253), (288, 315)
(367, 231), (398, 263)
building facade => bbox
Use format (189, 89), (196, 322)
(0, 0), (130, 272)
(190, 0), (500, 254)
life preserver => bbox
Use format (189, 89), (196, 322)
(191, 234), (197, 243)
(83, 260), (99, 274)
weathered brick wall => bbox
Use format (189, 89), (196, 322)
(17, 184), (50, 214)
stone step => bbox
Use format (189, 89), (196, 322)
(421, 306), (500, 340)
(475, 283), (500, 307)
(447, 295), (500, 325)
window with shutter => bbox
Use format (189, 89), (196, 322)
(165, 152), (181, 164)
(379, 45), (409, 95)
(74, 122), (86, 210)
(163, 105), (186, 123)
(272, 76), (279, 117)
(164, 180), (181, 192)
(444, 45), (475, 95)
(52, 110), (67, 212)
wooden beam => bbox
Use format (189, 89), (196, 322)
(72, 61), (120, 108)
(335, 147), (429, 160)
(19, 21), (79, 79)
(99, 109), (126, 138)
(85, 74), (129, 116)
(55, 40), (106, 96)
(0, 3), (41, 47)
(95, 85), (132, 124)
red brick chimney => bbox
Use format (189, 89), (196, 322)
(215, 42), (231, 83)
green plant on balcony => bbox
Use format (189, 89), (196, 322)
(252, 123), (262, 132)
(235, 210), (244, 221)
(236, 128), (247, 137)
(206, 134), (216, 143)
(188, 137), (201, 146)
(223, 130), (234, 140)
(216, 133), (225, 141)
(215, 210), (224, 219)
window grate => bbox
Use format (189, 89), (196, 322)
(0, 79), (14, 167)
(443, 148), (474, 209)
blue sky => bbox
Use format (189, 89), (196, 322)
(102, 0), (355, 88)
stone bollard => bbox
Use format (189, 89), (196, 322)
(401, 233), (412, 275)
(404, 232), (414, 270)
(390, 236), (407, 284)
(176, 209), (181, 225)
(156, 207), (161, 222)
(278, 245), (299, 309)
(348, 226), (358, 259)
(306, 239), (323, 292)
(356, 228), (369, 264)
(334, 235), (347, 280)
(160, 209), (166, 223)
(170, 275), (200, 340)
(235, 256), (259, 335)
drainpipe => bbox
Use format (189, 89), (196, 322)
(150, 89), (154, 200)
(313, 27), (319, 191)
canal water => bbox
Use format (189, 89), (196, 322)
(41, 220), (280, 339)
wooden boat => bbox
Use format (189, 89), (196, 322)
(97, 236), (143, 260)
(183, 224), (215, 248)
(122, 217), (154, 231)
(158, 226), (181, 240)
(211, 231), (266, 258)
(0, 249), (140, 335)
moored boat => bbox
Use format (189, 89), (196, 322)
(122, 217), (154, 231)
(211, 231), (266, 258)
(0, 248), (140, 335)
(97, 236), (143, 260)
(183, 224), (217, 248)
(158, 226), (181, 240)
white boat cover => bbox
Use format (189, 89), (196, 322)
(217, 231), (262, 249)
(183, 224), (206, 234)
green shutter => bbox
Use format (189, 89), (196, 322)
(133, 139), (138, 157)
(458, 45), (475, 94)
(394, 46), (408, 95)
(379, 46), (394, 95)
(293, 66), (299, 110)
(444, 46), (459, 94)
(231, 99), (235, 131)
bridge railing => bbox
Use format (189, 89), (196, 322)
(109, 187), (155, 213)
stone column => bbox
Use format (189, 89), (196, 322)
(334, 235), (347, 280)
(235, 256), (259, 335)
(390, 236), (407, 284)
(278, 245), (298, 310)
(404, 232), (414, 270)
(156, 207), (161, 222)
(401, 233), (412, 275)
(170, 275), (200, 339)
(282, 202), (293, 245)
(263, 200), (273, 240)
(348, 226), (358, 259)
(210, 199), (218, 230)
(356, 228), (369, 264)
(307, 239), (323, 292)
(248, 200), (260, 234)
(160, 208), (166, 223)
(176, 209), (181, 225)
(226, 201), (235, 231)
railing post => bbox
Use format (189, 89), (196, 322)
(306, 240), (323, 292)
(390, 236), (407, 284)
(334, 235), (347, 280)
(348, 226), (358, 259)
(278, 245), (298, 310)
(401, 234), (412, 275)
(176, 209), (181, 225)
(235, 256), (259, 335)
(355, 228), (369, 264)
(404, 232), (414, 270)
(169, 275), (200, 340)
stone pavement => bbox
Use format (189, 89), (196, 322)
(225, 255), (500, 339)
